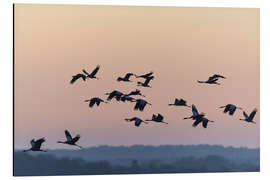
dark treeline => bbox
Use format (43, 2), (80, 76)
(18, 144), (259, 166)
(14, 152), (259, 176)
(14, 145), (259, 176)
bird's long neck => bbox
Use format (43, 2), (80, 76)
(57, 141), (66, 144)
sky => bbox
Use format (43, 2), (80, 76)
(14, 4), (259, 149)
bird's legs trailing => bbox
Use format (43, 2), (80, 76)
(75, 144), (83, 149)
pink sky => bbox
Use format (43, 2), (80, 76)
(14, 4), (259, 149)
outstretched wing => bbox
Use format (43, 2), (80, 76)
(34, 138), (45, 149)
(124, 73), (133, 79)
(89, 99), (96, 107)
(249, 108), (257, 121)
(82, 69), (90, 76)
(243, 111), (249, 119)
(90, 65), (100, 76)
(157, 113), (164, 120)
(139, 103), (146, 111)
(202, 119), (209, 128)
(30, 139), (35, 147)
(70, 75), (80, 84)
(141, 71), (153, 78)
(71, 135), (80, 143)
(208, 74), (225, 81)
(192, 119), (202, 127)
(134, 101), (140, 110)
(192, 104), (199, 116)
(65, 130), (73, 141)
(135, 119), (142, 127)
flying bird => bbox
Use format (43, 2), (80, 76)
(105, 90), (124, 101)
(239, 108), (257, 124)
(85, 97), (108, 108)
(133, 99), (151, 111)
(120, 95), (136, 102)
(169, 98), (191, 107)
(136, 71), (154, 79)
(197, 78), (221, 85)
(219, 104), (242, 115)
(117, 73), (136, 82)
(137, 76), (154, 88)
(183, 104), (205, 120)
(146, 113), (168, 124)
(82, 65), (100, 79)
(127, 89), (145, 97)
(23, 138), (46, 152)
(197, 74), (226, 85)
(58, 130), (82, 148)
(70, 73), (87, 84)
(125, 117), (148, 127)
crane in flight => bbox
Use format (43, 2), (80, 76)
(82, 65), (100, 79)
(125, 117), (148, 127)
(84, 97), (108, 108)
(133, 99), (151, 111)
(239, 108), (257, 124)
(219, 104), (242, 115)
(137, 76), (154, 88)
(169, 98), (191, 107)
(105, 90), (124, 101)
(146, 113), (168, 124)
(117, 73), (136, 82)
(23, 138), (46, 152)
(197, 74), (226, 85)
(57, 130), (83, 148)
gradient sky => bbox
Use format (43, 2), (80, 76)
(14, 4), (260, 149)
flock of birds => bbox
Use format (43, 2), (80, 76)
(23, 65), (258, 152)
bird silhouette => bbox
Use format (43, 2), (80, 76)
(146, 113), (168, 124)
(23, 138), (46, 152)
(219, 104), (242, 115)
(120, 95), (136, 102)
(133, 99), (151, 111)
(125, 117), (148, 127)
(82, 65), (100, 79)
(136, 71), (153, 79)
(127, 89), (145, 97)
(58, 130), (82, 148)
(85, 97), (108, 108)
(192, 117), (214, 128)
(105, 90), (124, 101)
(137, 76), (154, 88)
(197, 74), (226, 85)
(197, 78), (221, 85)
(169, 98), (191, 107)
(183, 104), (205, 120)
(70, 74), (87, 84)
(117, 73), (136, 82)
(239, 108), (257, 124)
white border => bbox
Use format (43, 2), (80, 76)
(1, 0), (269, 180)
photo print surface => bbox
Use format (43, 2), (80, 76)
(14, 4), (260, 176)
